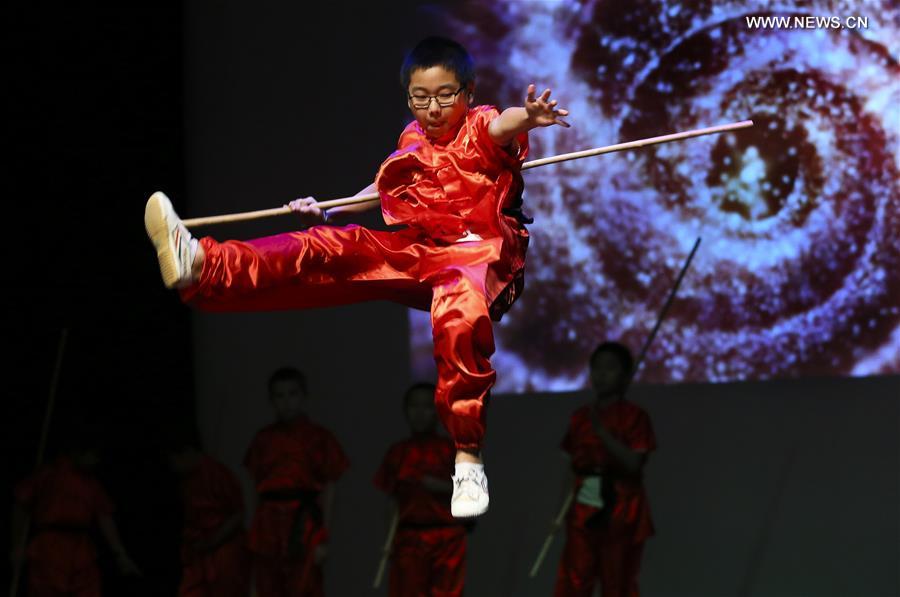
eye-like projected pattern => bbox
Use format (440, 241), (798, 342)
(411, 1), (900, 390)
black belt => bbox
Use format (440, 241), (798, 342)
(260, 488), (318, 502)
(260, 489), (322, 558)
(501, 206), (534, 225)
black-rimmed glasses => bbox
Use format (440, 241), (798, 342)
(407, 86), (466, 109)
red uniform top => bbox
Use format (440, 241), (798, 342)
(373, 433), (459, 527)
(180, 455), (245, 555)
(376, 105), (531, 320)
(561, 402), (656, 542)
(14, 458), (114, 568)
(244, 416), (349, 555)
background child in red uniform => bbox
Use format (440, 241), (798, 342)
(374, 382), (471, 597)
(11, 435), (141, 597)
(554, 342), (656, 597)
(165, 432), (250, 597)
(243, 367), (349, 597)
(145, 36), (571, 518)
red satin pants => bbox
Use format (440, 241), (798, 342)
(178, 534), (250, 597)
(25, 534), (100, 597)
(553, 504), (645, 597)
(252, 554), (322, 597)
(27, 563), (100, 597)
(390, 527), (466, 597)
(181, 224), (502, 450)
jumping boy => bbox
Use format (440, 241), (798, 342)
(553, 342), (656, 597)
(374, 382), (470, 596)
(146, 36), (570, 517)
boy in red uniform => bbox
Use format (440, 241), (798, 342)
(374, 382), (471, 597)
(11, 437), (141, 597)
(165, 433), (250, 597)
(244, 367), (349, 597)
(145, 36), (571, 517)
(554, 342), (656, 597)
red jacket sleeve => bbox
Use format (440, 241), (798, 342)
(560, 407), (588, 456)
(468, 105), (529, 171)
(625, 408), (657, 453)
(396, 121), (420, 150)
(373, 445), (398, 494)
(318, 430), (350, 483)
(214, 461), (245, 514)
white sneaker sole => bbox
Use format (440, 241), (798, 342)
(144, 191), (186, 289)
(451, 477), (490, 518)
(450, 502), (488, 518)
(451, 497), (489, 518)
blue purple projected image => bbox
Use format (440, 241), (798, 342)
(410, 1), (900, 390)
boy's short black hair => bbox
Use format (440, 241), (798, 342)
(403, 382), (436, 409)
(589, 341), (635, 385)
(268, 367), (308, 396)
(400, 36), (475, 90)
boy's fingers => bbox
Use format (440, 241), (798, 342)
(558, 109), (570, 116)
(555, 118), (571, 128)
(542, 88), (552, 101)
(526, 84), (536, 102)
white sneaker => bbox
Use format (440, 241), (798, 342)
(144, 191), (196, 289)
(451, 462), (489, 518)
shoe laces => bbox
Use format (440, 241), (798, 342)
(453, 468), (487, 499)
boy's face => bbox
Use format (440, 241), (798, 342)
(407, 66), (472, 140)
(270, 379), (309, 422)
(590, 351), (626, 396)
(405, 387), (437, 434)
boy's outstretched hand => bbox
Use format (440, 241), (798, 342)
(488, 84), (571, 146)
(524, 84), (570, 128)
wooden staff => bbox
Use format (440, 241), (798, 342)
(529, 489), (575, 578)
(631, 236), (702, 381)
(181, 120), (752, 228)
(10, 328), (69, 597)
(372, 510), (399, 589)
(529, 236), (701, 579)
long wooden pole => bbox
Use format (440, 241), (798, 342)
(181, 120), (752, 228)
(630, 237), (702, 382)
(372, 510), (399, 589)
(528, 490), (575, 578)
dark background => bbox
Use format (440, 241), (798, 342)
(7, 3), (899, 596)
(8, 3), (190, 594)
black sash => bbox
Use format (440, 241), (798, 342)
(259, 489), (321, 558)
